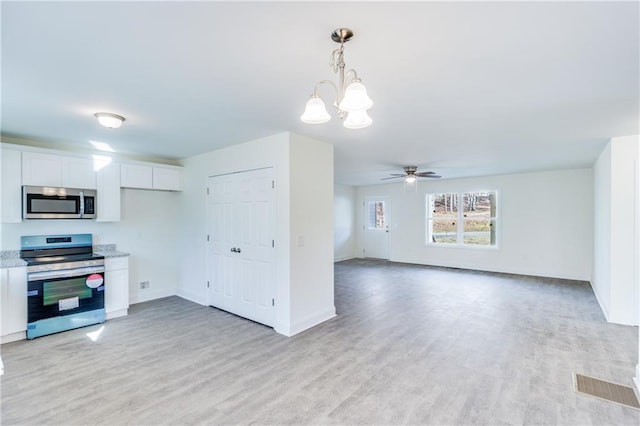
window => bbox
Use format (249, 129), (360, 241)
(426, 191), (498, 247)
(367, 201), (386, 229)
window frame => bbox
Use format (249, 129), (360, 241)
(425, 190), (499, 249)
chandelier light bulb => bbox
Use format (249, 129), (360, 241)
(343, 109), (372, 129)
(339, 81), (373, 112)
(301, 28), (373, 129)
(95, 112), (125, 129)
(300, 97), (331, 124)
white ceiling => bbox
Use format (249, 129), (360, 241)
(2, 1), (638, 185)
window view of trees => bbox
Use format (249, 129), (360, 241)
(427, 191), (497, 246)
(367, 201), (385, 229)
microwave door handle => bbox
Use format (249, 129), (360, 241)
(79, 191), (85, 218)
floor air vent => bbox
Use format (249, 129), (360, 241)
(575, 373), (640, 410)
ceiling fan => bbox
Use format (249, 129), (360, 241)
(381, 166), (441, 183)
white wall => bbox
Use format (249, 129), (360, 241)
(635, 137), (640, 392)
(592, 135), (639, 326)
(593, 143), (612, 317)
(1, 188), (181, 304)
(177, 133), (290, 305)
(334, 184), (356, 261)
(177, 132), (335, 336)
(288, 133), (335, 335)
(355, 168), (593, 281)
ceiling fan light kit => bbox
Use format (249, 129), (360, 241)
(300, 28), (373, 129)
(94, 112), (125, 129)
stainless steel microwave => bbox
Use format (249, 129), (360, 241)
(22, 186), (97, 219)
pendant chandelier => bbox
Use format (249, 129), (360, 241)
(300, 28), (373, 129)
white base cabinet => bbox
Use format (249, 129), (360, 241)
(105, 257), (129, 319)
(1, 267), (27, 343)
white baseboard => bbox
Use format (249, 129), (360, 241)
(588, 281), (610, 322)
(334, 256), (355, 262)
(607, 309), (639, 326)
(106, 308), (128, 320)
(176, 288), (207, 306)
(275, 305), (337, 337)
(130, 287), (176, 304)
(1, 331), (26, 344)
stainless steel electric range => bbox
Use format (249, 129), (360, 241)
(20, 234), (105, 339)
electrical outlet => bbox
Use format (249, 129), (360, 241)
(139, 281), (150, 290)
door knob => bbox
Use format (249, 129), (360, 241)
(230, 247), (237, 253)
(237, 248), (242, 253)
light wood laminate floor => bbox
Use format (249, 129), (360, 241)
(1, 259), (639, 425)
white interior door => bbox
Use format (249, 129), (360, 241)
(363, 197), (390, 259)
(207, 168), (276, 327)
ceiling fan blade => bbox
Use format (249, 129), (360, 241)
(415, 171), (436, 176)
(380, 176), (404, 180)
(422, 175), (442, 179)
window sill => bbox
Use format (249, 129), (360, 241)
(424, 243), (500, 251)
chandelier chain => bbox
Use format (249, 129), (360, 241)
(329, 44), (345, 73)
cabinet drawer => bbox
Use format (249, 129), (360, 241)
(105, 257), (129, 271)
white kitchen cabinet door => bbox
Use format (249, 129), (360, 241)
(96, 161), (121, 222)
(21, 152), (63, 186)
(105, 257), (129, 319)
(22, 152), (96, 189)
(1, 267), (27, 342)
(1, 148), (22, 223)
(62, 157), (96, 189)
(152, 167), (182, 191)
(121, 164), (153, 189)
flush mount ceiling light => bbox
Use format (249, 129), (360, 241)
(94, 112), (125, 129)
(301, 28), (373, 129)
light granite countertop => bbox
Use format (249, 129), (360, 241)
(0, 251), (25, 268)
(0, 245), (129, 268)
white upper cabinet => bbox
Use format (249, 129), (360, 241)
(120, 164), (153, 189)
(22, 152), (96, 189)
(21, 152), (63, 186)
(1, 148), (22, 223)
(10, 146), (181, 206)
(63, 157), (96, 189)
(153, 167), (182, 191)
(121, 163), (182, 191)
(96, 161), (121, 222)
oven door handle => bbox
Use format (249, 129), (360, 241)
(28, 266), (105, 282)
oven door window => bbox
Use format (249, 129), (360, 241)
(43, 277), (93, 306)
